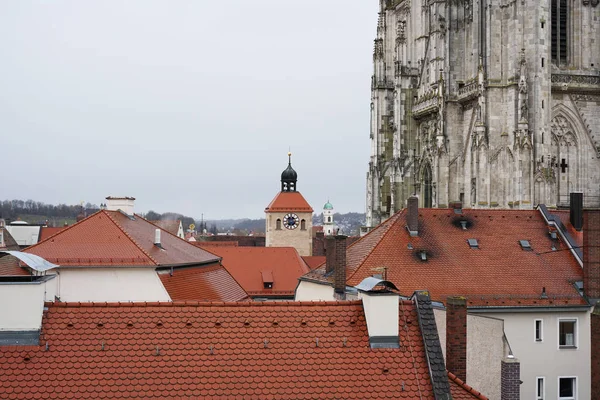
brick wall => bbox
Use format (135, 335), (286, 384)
(584, 210), (600, 299)
(313, 232), (325, 256)
(446, 296), (467, 382)
(500, 358), (520, 400)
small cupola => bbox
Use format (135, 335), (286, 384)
(281, 152), (298, 192)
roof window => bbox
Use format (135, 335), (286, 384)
(467, 239), (479, 249)
(261, 270), (273, 289)
(519, 240), (532, 251)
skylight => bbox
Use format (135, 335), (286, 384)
(467, 239), (479, 249)
(519, 240), (532, 251)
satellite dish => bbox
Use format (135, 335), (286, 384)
(189, 223), (196, 230)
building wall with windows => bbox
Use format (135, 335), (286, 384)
(366, 0), (600, 227)
(478, 310), (591, 399)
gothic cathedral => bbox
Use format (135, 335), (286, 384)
(365, 0), (600, 228)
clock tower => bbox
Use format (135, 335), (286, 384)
(265, 153), (313, 256)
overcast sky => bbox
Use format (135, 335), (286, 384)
(1, 1), (378, 219)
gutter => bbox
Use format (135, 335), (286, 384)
(468, 305), (591, 313)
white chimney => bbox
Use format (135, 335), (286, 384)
(154, 229), (161, 246)
(356, 277), (400, 348)
(105, 196), (136, 215)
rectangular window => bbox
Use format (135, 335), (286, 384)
(559, 377), (576, 399)
(559, 320), (577, 347)
(536, 377), (545, 400)
(551, 0), (568, 63)
(535, 319), (543, 342)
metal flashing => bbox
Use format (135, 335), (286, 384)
(0, 330), (40, 346)
(355, 277), (399, 292)
(0, 251), (58, 272)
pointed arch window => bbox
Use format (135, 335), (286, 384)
(551, 0), (568, 64)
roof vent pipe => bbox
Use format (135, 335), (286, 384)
(407, 196), (419, 237)
(460, 220), (468, 230)
(154, 229), (161, 246)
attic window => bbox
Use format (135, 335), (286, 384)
(467, 239), (479, 249)
(519, 240), (532, 251)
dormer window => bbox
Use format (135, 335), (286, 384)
(261, 270), (273, 290)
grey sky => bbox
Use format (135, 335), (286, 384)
(1, 1), (378, 219)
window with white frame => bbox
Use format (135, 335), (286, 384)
(559, 377), (576, 399)
(559, 320), (577, 347)
(535, 319), (543, 342)
(536, 377), (545, 400)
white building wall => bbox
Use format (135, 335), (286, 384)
(57, 268), (171, 302)
(474, 310), (591, 400)
(0, 281), (50, 331)
(295, 280), (335, 301)
(6, 225), (41, 246)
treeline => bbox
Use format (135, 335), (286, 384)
(0, 199), (99, 220)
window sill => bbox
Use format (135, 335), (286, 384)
(559, 345), (577, 349)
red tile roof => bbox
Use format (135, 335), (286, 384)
(37, 227), (66, 242)
(448, 371), (489, 399)
(202, 246), (310, 297)
(0, 300), (446, 399)
(24, 211), (220, 267)
(302, 255), (326, 270)
(549, 209), (583, 250)
(0, 255), (30, 276)
(265, 191), (313, 213)
(158, 264), (249, 302)
(194, 241), (239, 248)
(304, 208), (585, 307)
(149, 220), (181, 236)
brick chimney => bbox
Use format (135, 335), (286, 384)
(325, 235), (347, 295)
(313, 231), (325, 256)
(501, 357), (521, 400)
(584, 209), (600, 300)
(407, 196), (419, 237)
(446, 296), (467, 382)
(570, 192), (583, 231)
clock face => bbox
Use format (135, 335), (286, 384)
(283, 213), (300, 230)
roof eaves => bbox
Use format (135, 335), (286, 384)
(448, 371), (489, 400)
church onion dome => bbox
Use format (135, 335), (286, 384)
(280, 152), (298, 192)
(281, 163), (297, 181)
(323, 201), (333, 210)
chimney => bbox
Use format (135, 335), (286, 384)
(357, 278), (400, 349)
(154, 229), (161, 246)
(584, 209), (600, 300)
(105, 196), (136, 216)
(407, 196), (419, 237)
(326, 235), (347, 295)
(570, 192), (583, 231)
(501, 356), (521, 400)
(446, 296), (467, 382)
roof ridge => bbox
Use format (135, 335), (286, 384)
(346, 210), (405, 283)
(447, 371), (489, 400)
(103, 211), (158, 265)
(45, 300), (364, 308)
(23, 210), (103, 253)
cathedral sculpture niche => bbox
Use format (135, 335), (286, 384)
(365, 0), (600, 228)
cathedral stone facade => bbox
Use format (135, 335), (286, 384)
(365, 0), (600, 227)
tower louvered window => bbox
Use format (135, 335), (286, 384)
(551, 0), (568, 63)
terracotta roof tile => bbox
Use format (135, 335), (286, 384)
(158, 264), (249, 302)
(0, 301), (443, 399)
(202, 247), (310, 297)
(304, 209), (585, 307)
(448, 371), (489, 399)
(301, 256), (325, 270)
(37, 227), (66, 242)
(149, 220), (181, 237)
(0, 255), (30, 276)
(549, 209), (583, 250)
(24, 211), (219, 267)
(265, 192), (313, 213)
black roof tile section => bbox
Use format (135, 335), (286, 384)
(413, 290), (451, 400)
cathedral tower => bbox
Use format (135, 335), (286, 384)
(322, 201), (335, 236)
(366, 0), (600, 228)
(265, 153), (313, 256)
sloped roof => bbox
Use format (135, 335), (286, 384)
(24, 211), (220, 267)
(203, 246), (310, 297)
(38, 227), (66, 242)
(265, 191), (313, 213)
(448, 371), (489, 399)
(0, 300), (450, 399)
(0, 255), (29, 276)
(302, 255), (326, 270)
(548, 209), (583, 252)
(0, 228), (20, 251)
(149, 220), (181, 236)
(303, 208), (585, 307)
(158, 264), (249, 302)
